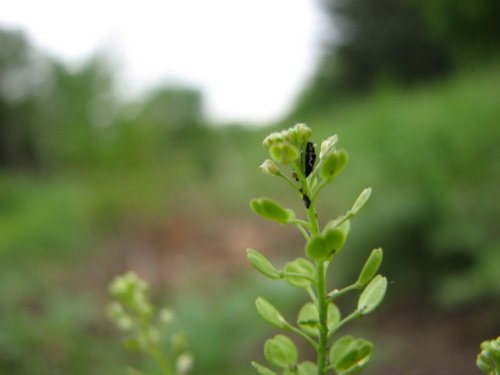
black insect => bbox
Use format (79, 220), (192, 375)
(303, 141), (316, 177)
(302, 193), (311, 208)
(301, 142), (316, 208)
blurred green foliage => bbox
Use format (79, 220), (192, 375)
(0, 10), (500, 373)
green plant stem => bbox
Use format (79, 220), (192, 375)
(307, 286), (318, 306)
(316, 259), (329, 375)
(327, 311), (360, 338)
(284, 323), (319, 350)
(294, 223), (311, 240)
(327, 283), (360, 302)
(292, 163), (329, 375)
(279, 172), (303, 195)
(149, 347), (173, 375)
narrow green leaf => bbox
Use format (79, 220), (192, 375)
(264, 335), (298, 369)
(305, 235), (329, 260)
(256, 297), (287, 328)
(350, 187), (372, 216)
(357, 275), (387, 315)
(357, 248), (383, 287)
(250, 198), (291, 224)
(247, 248), (281, 279)
(283, 258), (315, 287)
(251, 361), (278, 375)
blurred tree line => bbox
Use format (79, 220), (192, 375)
(294, 0), (500, 114)
(0, 28), (214, 177)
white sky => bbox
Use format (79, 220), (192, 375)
(0, 0), (326, 124)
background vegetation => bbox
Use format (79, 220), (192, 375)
(1, 1), (499, 373)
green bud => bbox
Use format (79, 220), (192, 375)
(259, 159), (281, 176)
(264, 335), (298, 369)
(319, 135), (338, 160)
(159, 308), (176, 325)
(247, 248), (281, 279)
(255, 297), (287, 328)
(176, 353), (194, 375)
(269, 142), (300, 164)
(357, 248), (383, 287)
(262, 132), (283, 149)
(329, 336), (373, 374)
(283, 123), (312, 147)
(250, 198), (290, 224)
(283, 257), (315, 287)
(357, 275), (387, 315)
(319, 149), (348, 181)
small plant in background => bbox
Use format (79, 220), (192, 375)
(108, 271), (193, 375)
(248, 124), (387, 375)
(477, 337), (500, 375)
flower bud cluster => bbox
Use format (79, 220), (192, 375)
(262, 123), (312, 164)
(109, 271), (152, 318)
(108, 272), (193, 374)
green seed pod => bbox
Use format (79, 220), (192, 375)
(247, 248), (281, 280)
(329, 336), (373, 374)
(305, 235), (329, 260)
(255, 297), (287, 328)
(323, 220), (350, 256)
(297, 302), (341, 337)
(297, 361), (317, 375)
(250, 198), (290, 224)
(357, 275), (387, 315)
(357, 248), (383, 287)
(283, 257), (315, 287)
(319, 149), (348, 181)
(350, 187), (372, 216)
(269, 142), (300, 164)
(251, 361), (278, 375)
(264, 334), (298, 369)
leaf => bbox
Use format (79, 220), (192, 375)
(350, 187), (372, 216)
(247, 248), (281, 279)
(264, 334), (298, 369)
(251, 361), (277, 375)
(305, 236), (329, 260)
(284, 258), (315, 287)
(297, 302), (341, 337)
(329, 336), (373, 375)
(255, 297), (287, 328)
(357, 248), (383, 287)
(357, 275), (387, 315)
(250, 198), (290, 224)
